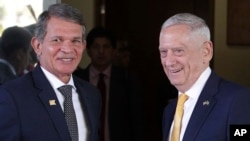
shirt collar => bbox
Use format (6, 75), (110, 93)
(40, 66), (75, 90)
(179, 67), (211, 99)
(89, 65), (112, 78)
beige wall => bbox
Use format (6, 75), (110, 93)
(62, 0), (93, 68)
(214, 0), (250, 87)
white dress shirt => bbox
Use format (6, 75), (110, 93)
(169, 67), (212, 141)
(41, 67), (87, 141)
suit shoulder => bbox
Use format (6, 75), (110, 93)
(73, 67), (89, 80)
(73, 75), (98, 90)
(1, 72), (33, 89)
(211, 74), (250, 98)
(208, 71), (249, 92)
(219, 78), (250, 92)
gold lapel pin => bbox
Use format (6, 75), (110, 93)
(49, 100), (56, 106)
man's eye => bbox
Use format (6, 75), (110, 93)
(160, 50), (167, 57)
(52, 38), (61, 42)
(72, 40), (82, 43)
(173, 49), (184, 55)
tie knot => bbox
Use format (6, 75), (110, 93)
(177, 93), (188, 106)
(58, 85), (73, 98)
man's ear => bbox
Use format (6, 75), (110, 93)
(202, 41), (213, 63)
(31, 37), (42, 57)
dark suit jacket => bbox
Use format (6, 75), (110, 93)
(74, 65), (145, 141)
(0, 65), (101, 141)
(0, 60), (16, 85)
(162, 71), (250, 141)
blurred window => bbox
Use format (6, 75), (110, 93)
(0, 0), (43, 35)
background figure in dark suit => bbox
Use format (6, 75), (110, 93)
(24, 23), (39, 72)
(159, 13), (250, 141)
(0, 26), (32, 84)
(0, 3), (100, 141)
(74, 27), (145, 141)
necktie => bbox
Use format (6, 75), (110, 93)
(97, 73), (106, 141)
(58, 85), (78, 141)
(171, 93), (188, 141)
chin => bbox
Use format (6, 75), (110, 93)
(59, 67), (75, 73)
(169, 79), (182, 86)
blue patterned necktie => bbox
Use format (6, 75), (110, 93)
(58, 85), (78, 141)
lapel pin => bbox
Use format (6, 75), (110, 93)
(203, 100), (209, 106)
(49, 100), (56, 106)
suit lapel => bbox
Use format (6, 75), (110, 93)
(183, 72), (219, 141)
(75, 66), (100, 138)
(74, 79), (93, 136)
(163, 101), (176, 141)
(32, 66), (71, 141)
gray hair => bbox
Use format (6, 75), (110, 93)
(161, 13), (210, 40)
(34, 3), (86, 42)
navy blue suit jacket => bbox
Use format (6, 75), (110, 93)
(0, 65), (101, 141)
(0, 60), (16, 85)
(162, 71), (250, 141)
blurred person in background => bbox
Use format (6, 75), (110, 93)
(24, 23), (39, 72)
(74, 26), (145, 141)
(0, 26), (32, 84)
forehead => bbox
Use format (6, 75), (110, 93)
(46, 17), (83, 35)
(160, 25), (191, 45)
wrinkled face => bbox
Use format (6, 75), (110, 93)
(87, 37), (114, 71)
(32, 17), (86, 83)
(159, 24), (212, 92)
